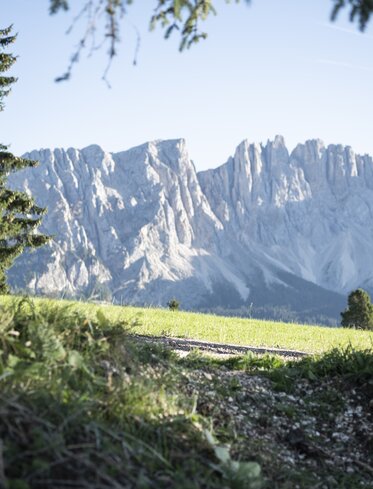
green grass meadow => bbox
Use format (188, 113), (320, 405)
(1, 295), (371, 354)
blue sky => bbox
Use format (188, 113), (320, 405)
(2, 0), (373, 170)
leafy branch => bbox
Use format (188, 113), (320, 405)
(49, 0), (373, 83)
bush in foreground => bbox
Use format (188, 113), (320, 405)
(0, 298), (261, 489)
(0, 297), (372, 488)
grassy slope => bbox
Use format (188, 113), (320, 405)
(1, 295), (372, 353)
(0, 297), (372, 488)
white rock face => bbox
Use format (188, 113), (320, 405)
(199, 136), (373, 295)
(8, 136), (373, 323)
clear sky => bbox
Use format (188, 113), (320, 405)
(2, 0), (373, 171)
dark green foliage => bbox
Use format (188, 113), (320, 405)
(47, 0), (373, 81)
(0, 298), (261, 489)
(268, 346), (373, 395)
(48, 0), (373, 43)
(168, 298), (180, 311)
(49, 0), (69, 14)
(0, 26), (50, 294)
(331, 0), (373, 30)
(0, 26), (17, 108)
(43, 1), (373, 84)
(49, 0), (242, 53)
(50, 0), (233, 81)
(180, 349), (285, 372)
(341, 288), (373, 330)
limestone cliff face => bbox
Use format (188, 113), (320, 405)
(8, 136), (373, 322)
(8, 140), (227, 306)
(199, 136), (373, 296)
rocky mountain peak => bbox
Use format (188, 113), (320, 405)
(7, 136), (373, 324)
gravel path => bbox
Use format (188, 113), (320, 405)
(134, 335), (309, 359)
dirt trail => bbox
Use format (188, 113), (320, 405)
(134, 335), (309, 360)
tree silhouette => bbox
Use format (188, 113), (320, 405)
(341, 289), (373, 330)
(0, 26), (50, 293)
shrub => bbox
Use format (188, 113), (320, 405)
(167, 298), (180, 311)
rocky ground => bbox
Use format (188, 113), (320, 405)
(141, 337), (373, 488)
(134, 334), (308, 359)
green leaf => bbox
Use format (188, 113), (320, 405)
(236, 461), (261, 479)
(204, 429), (231, 465)
(307, 369), (317, 381)
(23, 362), (47, 377)
(204, 429), (217, 446)
(96, 309), (108, 328)
(67, 350), (85, 369)
(7, 354), (20, 368)
(0, 371), (13, 381)
(174, 0), (182, 20)
(214, 445), (230, 464)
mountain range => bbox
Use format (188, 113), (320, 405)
(8, 136), (373, 325)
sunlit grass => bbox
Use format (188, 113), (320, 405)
(1, 295), (372, 354)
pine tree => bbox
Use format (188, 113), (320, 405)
(341, 289), (373, 330)
(0, 26), (50, 294)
